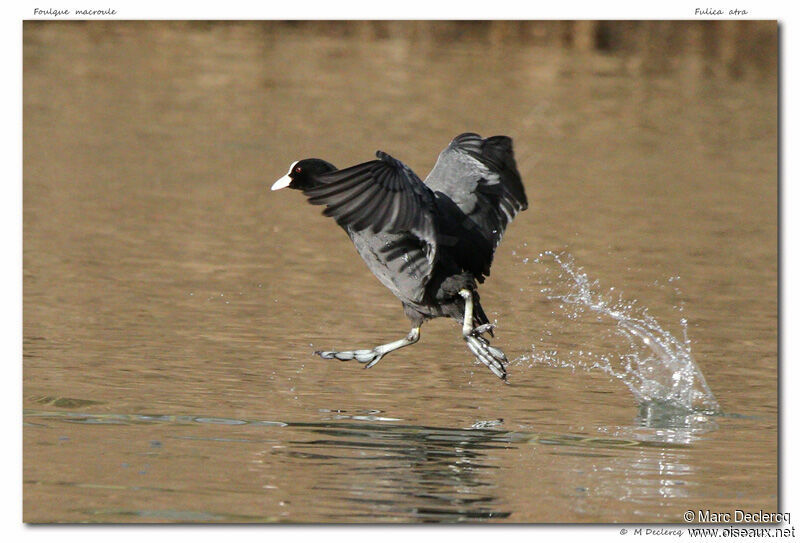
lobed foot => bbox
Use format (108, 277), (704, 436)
(458, 289), (507, 381)
(313, 328), (420, 371)
(464, 334), (509, 382)
(314, 348), (384, 369)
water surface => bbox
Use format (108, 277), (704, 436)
(23, 22), (777, 523)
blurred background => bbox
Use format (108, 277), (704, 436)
(24, 21), (776, 523)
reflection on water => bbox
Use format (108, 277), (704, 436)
(24, 21), (777, 523)
(281, 421), (513, 521)
(25, 408), (700, 522)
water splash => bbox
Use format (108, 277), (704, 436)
(520, 251), (719, 415)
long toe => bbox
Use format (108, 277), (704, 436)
(363, 352), (384, 369)
(353, 349), (379, 364)
(487, 344), (508, 362)
(314, 348), (382, 366)
(470, 323), (496, 336)
(465, 336), (508, 382)
(315, 350), (345, 360)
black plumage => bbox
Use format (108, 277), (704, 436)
(271, 133), (527, 380)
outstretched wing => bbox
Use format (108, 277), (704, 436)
(424, 133), (527, 257)
(301, 151), (439, 302)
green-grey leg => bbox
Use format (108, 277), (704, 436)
(459, 289), (508, 382)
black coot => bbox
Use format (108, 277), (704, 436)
(271, 133), (527, 381)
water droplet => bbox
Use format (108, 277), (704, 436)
(525, 251), (718, 413)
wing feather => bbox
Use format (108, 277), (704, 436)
(424, 132), (527, 271)
(301, 151), (440, 302)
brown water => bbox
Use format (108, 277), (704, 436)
(23, 22), (777, 523)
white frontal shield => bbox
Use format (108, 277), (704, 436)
(271, 161), (298, 191)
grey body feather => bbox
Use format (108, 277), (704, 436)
(301, 132), (527, 329)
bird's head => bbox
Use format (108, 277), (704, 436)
(271, 158), (336, 191)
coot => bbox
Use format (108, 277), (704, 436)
(271, 133), (527, 381)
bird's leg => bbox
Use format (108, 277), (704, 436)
(459, 289), (509, 382)
(315, 327), (421, 369)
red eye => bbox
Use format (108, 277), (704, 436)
(295, 166), (302, 173)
